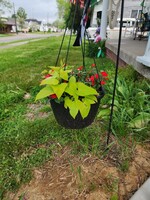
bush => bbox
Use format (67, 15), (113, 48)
(86, 40), (106, 58)
(29, 28), (32, 32)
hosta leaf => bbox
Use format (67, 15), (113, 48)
(128, 112), (150, 129)
(126, 108), (134, 117)
(40, 77), (59, 86)
(76, 82), (98, 96)
(97, 108), (110, 118)
(51, 83), (68, 99)
(117, 86), (126, 99)
(114, 100), (120, 107)
(35, 85), (53, 100)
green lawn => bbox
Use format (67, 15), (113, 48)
(0, 33), (15, 37)
(0, 36), (149, 199)
(0, 38), (40, 46)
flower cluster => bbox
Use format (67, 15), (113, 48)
(42, 64), (108, 100)
(68, 63), (108, 92)
(36, 64), (108, 119)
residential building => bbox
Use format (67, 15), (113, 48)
(25, 19), (41, 32)
(90, 0), (145, 27)
(0, 17), (15, 33)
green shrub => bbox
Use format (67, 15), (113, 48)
(98, 75), (150, 137)
(86, 40), (106, 58)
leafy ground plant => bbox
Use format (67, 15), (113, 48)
(98, 74), (150, 138)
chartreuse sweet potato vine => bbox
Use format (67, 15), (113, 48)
(36, 66), (98, 119)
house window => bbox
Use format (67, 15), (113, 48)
(131, 10), (138, 18)
(97, 11), (102, 26)
(97, 11), (102, 19)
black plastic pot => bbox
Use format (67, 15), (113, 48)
(50, 87), (105, 129)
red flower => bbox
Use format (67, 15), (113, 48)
(95, 73), (99, 79)
(90, 75), (95, 82)
(50, 94), (57, 99)
(45, 74), (51, 79)
(91, 63), (96, 67)
(90, 75), (95, 86)
(100, 80), (106, 85)
(101, 71), (108, 77)
(77, 66), (83, 71)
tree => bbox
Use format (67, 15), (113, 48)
(64, 3), (83, 33)
(52, 19), (64, 29)
(0, 0), (12, 29)
(56, 0), (70, 29)
(0, 0), (11, 9)
(56, 0), (69, 19)
(56, 0), (83, 32)
(0, 0), (12, 16)
(17, 7), (27, 29)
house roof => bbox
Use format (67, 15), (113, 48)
(25, 19), (41, 24)
(4, 18), (15, 26)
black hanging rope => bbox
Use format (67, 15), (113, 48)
(55, 10), (72, 66)
(55, 1), (79, 68)
(65, 0), (79, 67)
(85, 31), (101, 85)
(56, 0), (91, 71)
(107, 0), (125, 145)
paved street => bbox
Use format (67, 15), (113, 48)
(0, 32), (63, 44)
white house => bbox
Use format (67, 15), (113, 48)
(92, 0), (150, 69)
(40, 19), (48, 32)
(90, 0), (103, 27)
(90, 0), (144, 28)
(87, 0), (150, 39)
(25, 19), (41, 32)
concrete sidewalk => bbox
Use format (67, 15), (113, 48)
(106, 37), (150, 79)
(130, 178), (150, 200)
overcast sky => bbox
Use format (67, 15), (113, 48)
(10, 0), (58, 23)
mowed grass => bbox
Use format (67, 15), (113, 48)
(0, 36), (150, 198)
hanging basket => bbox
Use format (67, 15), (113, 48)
(50, 87), (105, 129)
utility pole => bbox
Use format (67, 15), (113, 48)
(13, 3), (18, 34)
